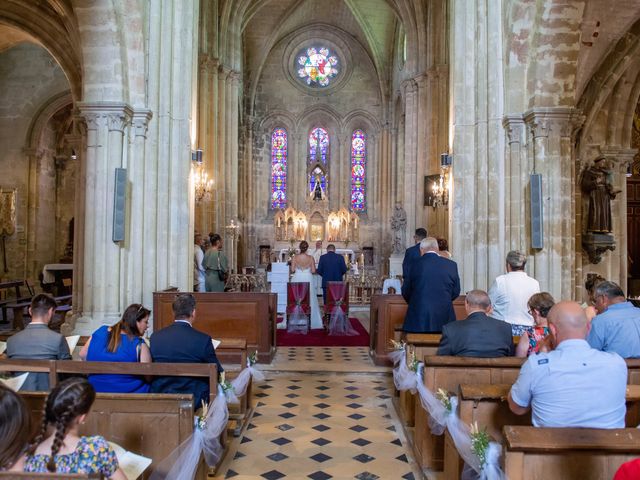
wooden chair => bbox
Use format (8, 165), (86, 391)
(286, 282), (311, 334)
(0, 280), (34, 325)
(323, 281), (349, 330)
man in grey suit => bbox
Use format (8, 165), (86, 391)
(437, 289), (514, 357)
(6, 294), (71, 390)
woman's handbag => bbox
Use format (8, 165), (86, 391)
(217, 253), (228, 282)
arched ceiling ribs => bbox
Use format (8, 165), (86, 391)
(578, 16), (640, 145)
(0, 0), (81, 100)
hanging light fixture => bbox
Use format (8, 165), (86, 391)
(192, 149), (212, 202)
(432, 153), (452, 208)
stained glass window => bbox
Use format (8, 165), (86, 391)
(297, 47), (339, 87)
(309, 166), (327, 198)
(309, 127), (329, 164)
(351, 129), (366, 211)
(271, 128), (287, 209)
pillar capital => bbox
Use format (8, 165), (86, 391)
(523, 107), (584, 139)
(131, 109), (153, 138)
(77, 102), (134, 132)
(502, 115), (525, 144)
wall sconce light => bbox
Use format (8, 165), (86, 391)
(432, 152), (453, 209)
(70, 149), (77, 160)
(627, 164), (633, 178)
(191, 149), (203, 164)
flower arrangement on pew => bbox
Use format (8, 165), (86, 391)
(436, 388), (453, 413)
(196, 401), (209, 431)
(470, 422), (491, 469)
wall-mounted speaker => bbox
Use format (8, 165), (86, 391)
(112, 168), (127, 243)
(530, 173), (543, 249)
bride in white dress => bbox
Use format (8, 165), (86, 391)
(290, 241), (323, 329)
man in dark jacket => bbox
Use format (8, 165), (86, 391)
(317, 244), (348, 304)
(402, 227), (427, 279)
(437, 289), (514, 357)
(150, 293), (223, 407)
(401, 237), (460, 333)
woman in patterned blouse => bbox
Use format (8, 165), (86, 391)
(22, 377), (126, 479)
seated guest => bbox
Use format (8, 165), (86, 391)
(150, 293), (223, 407)
(587, 281), (640, 358)
(79, 304), (152, 393)
(0, 384), (30, 472)
(583, 273), (606, 322)
(488, 250), (540, 336)
(614, 459), (640, 480)
(402, 237), (461, 333)
(515, 292), (555, 357)
(6, 294), (71, 391)
(23, 377), (126, 478)
(437, 290), (513, 357)
(508, 301), (627, 428)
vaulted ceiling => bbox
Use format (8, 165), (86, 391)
(242, 0), (399, 92)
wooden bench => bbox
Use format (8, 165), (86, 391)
(368, 294), (467, 366)
(1, 359), (224, 479)
(443, 383), (640, 479)
(503, 426), (640, 480)
(414, 355), (525, 470)
(153, 291), (277, 363)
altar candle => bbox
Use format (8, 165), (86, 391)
(359, 253), (364, 266)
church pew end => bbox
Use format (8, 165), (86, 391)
(503, 426), (640, 480)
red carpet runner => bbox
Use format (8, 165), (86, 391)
(276, 318), (369, 347)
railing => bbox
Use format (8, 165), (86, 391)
(346, 272), (384, 304)
(226, 273), (268, 292)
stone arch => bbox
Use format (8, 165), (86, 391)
(0, 2), (82, 100)
(23, 91), (77, 282)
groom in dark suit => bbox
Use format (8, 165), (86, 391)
(150, 293), (223, 408)
(317, 244), (348, 304)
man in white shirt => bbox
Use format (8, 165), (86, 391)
(193, 233), (205, 292)
(488, 250), (540, 335)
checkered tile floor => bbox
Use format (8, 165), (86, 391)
(214, 349), (420, 479)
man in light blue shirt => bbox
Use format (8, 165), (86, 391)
(587, 281), (640, 358)
(508, 301), (627, 428)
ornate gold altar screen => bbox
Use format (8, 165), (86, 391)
(274, 206), (359, 243)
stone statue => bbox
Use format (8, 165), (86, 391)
(581, 156), (620, 233)
(390, 203), (407, 254)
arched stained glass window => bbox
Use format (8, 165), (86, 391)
(309, 127), (329, 164)
(271, 128), (287, 209)
(351, 129), (366, 211)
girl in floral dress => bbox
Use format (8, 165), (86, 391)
(23, 377), (126, 479)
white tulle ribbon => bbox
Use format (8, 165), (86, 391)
(391, 350), (505, 480)
(149, 389), (227, 480)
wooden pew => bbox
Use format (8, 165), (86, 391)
(153, 291), (277, 363)
(415, 357), (640, 473)
(368, 294), (466, 366)
(1, 359), (222, 479)
(414, 355), (525, 470)
(21, 391), (206, 480)
(503, 426), (640, 480)
(396, 334), (522, 427)
(216, 337), (252, 437)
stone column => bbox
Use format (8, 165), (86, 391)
(401, 78), (418, 246)
(524, 108), (582, 299)
(74, 103), (132, 332)
(503, 115), (528, 251)
(123, 110), (152, 306)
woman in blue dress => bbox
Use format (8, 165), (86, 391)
(79, 304), (151, 393)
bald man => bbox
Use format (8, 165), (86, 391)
(508, 301), (627, 428)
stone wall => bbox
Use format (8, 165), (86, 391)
(0, 43), (71, 283)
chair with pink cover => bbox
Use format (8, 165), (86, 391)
(286, 282), (311, 334)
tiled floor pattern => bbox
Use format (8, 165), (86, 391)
(214, 347), (421, 479)
(261, 347), (390, 374)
